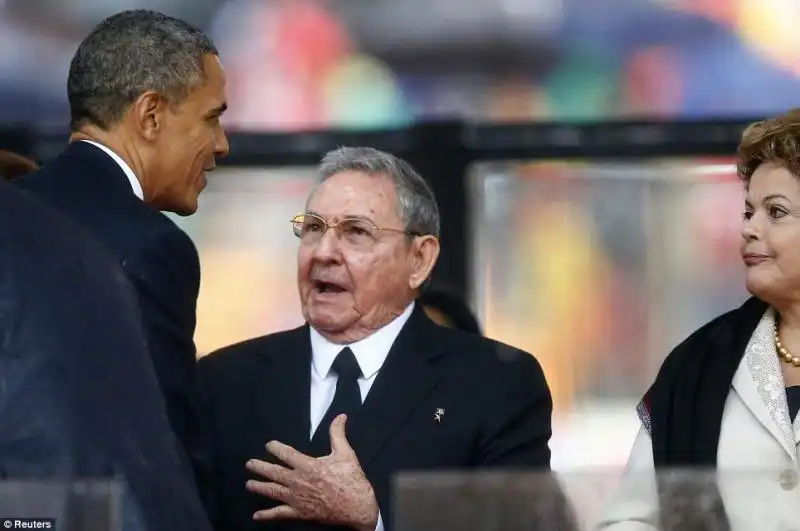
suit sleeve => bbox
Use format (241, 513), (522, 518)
(595, 426), (659, 530)
(476, 350), (553, 468)
(196, 355), (223, 529)
(121, 228), (207, 488)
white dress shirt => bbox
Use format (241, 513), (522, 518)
(308, 302), (414, 531)
(80, 140), (144, 200)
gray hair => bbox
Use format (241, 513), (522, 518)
(67, 9), (218, 131)
(312, 147), (440, 238)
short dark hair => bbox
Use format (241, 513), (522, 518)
(737, 108), (800, 186)
(67, 9), (218, 132)
(0, 150), (38, 181)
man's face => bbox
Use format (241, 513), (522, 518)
(151, 54), (229, 215)
(297, 171), (418, 342)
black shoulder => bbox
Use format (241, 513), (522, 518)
(198, 326), (305, 372)
(441, 328), (547, 386)
(131, 222), (198, 263)
(133, 208), (195, 247)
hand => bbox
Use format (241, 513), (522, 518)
(246, 414), (379, 531)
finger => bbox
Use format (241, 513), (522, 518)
(329, 414), (354, 456)
(253, 504), (300, 521)
(266, 440), (314, 469)
(245, 480), (293, 503)
(246, 459), (292, 484)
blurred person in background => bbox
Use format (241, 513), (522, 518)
(597, 109), (800, 531)
(14, 8), (229, 516)
(418, 283), (482, 335)
(0, 179), (211, 531)
(0, 150), (38, 180)
(198, 147), (554, 531)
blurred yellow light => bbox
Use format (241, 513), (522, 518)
(736, 0), (800, 75)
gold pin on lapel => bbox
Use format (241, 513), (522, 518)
(434, 408), (445, 423)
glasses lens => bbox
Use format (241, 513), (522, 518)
(339, 218), (376, 246)
(293, 215), (326, 239)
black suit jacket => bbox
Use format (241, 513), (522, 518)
(16, 141), (206, 495)
(198, 305), (553, 531)
(0, 180), (211, 531)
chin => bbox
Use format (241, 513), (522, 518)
(154, 194), (198, 216)
(307, 305), (350, 332)
(745, 274), (781, 304)
(308, 310), (342, 329)
(745, 275), (764, 295)
(170, 199), (199, 216)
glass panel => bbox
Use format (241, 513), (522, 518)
(168, 167), (316, 357)
(469, 159), (747, 470)
(0, 479), (123, 531)
(394, 469), (795, 531)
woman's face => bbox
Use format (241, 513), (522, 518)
(741, 162), (800, 307)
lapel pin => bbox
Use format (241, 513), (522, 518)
(434, 408), (446, 423)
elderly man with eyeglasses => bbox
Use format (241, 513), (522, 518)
(197, 147), (555, 531)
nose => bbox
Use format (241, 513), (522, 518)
(311, 227), (343, 263)
(214, 125), (230, 158)
(741, 214), (761, 242)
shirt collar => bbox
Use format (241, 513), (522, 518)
(80, 140), (144, 200)
(310, 302), (415, 380)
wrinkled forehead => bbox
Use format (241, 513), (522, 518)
(306, 171), (402, 223)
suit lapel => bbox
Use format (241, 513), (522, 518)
(734, 307), (797, 461)
(253, 326), (313, 456)
(346, 306), (451, 466)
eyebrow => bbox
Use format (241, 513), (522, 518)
(205, 102), (228, 119)
(765, 194), (790, 202)
(745, 194), (791, 206)
(306, 210), (376, 223)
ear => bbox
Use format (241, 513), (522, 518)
(408, 235), (440, 290)
(129, 91), (167, 141)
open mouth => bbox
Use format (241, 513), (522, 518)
(313, 280), (347, 294)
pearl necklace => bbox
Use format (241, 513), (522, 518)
(774, 322), (800, 367)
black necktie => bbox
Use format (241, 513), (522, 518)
(309, 347), (362, 457)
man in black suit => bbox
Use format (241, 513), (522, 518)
(16, 10), (229, 504)
(198, 147), (553, 531)
(0, 180), (211, 531)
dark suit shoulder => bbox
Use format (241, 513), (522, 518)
(17, 143), (190, 261)
(440, 327), (546, 382)
(199, 327), (306, 372)
(122, 195), (185, 236)
(124, 220), (198, 265)
(422, 324), (552, 468)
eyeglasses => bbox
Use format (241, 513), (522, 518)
(291, 213), (420, 247)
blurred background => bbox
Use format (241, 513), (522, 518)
(4, 0), (800, 128)
(2, 0), (794, 472)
